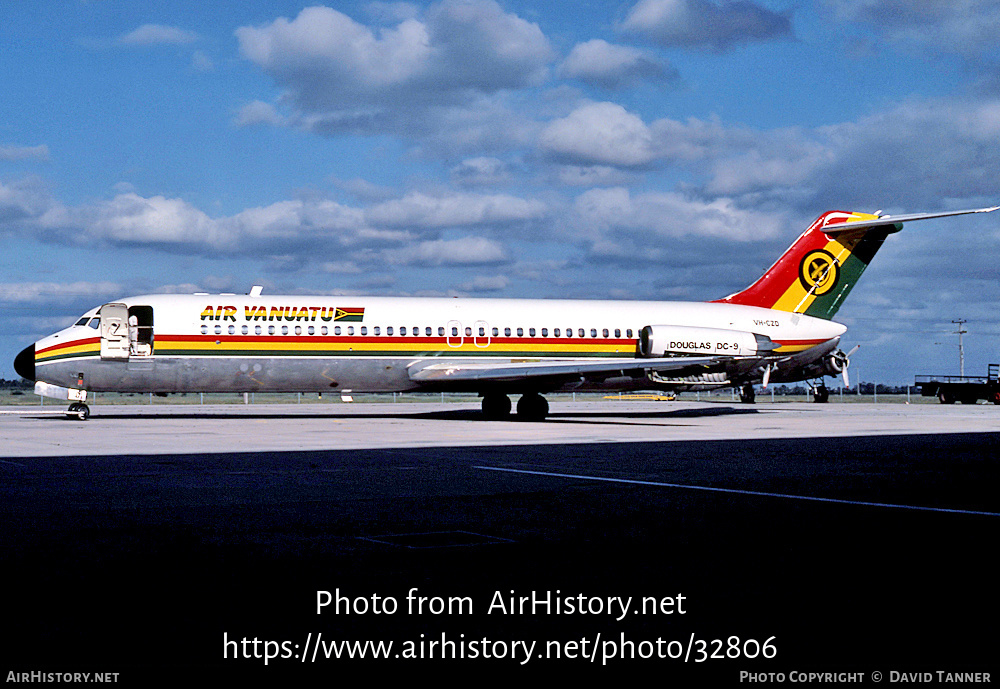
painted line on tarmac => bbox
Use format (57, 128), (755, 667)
(473, 465), (1000, 518)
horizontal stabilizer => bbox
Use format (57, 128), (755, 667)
(820, 206), (999, 234)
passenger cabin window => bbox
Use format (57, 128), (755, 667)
(387, 327), (393, 335)
(400, 327), (407, 335)
(504, 327), (511, 336)
(578, 328), (584, 338)
(374, 326), (380, 336)
(517, 328), (523, 337)
(348, 326), (354, 335)
(465, 327), (472, 336)
(615, 329), (621, 338)
(335, 326), (342, 335)
(438, 327), (445, 336)
(360, 326), (367, 335)
(492, 327), (498, 337)
(554, 328), (560, 337)
(591, 328), (597, 338)
(627, 329), (633, 338)
(452, 327), (459, 336)
(603, 328), (609, 338)
(529, 328), (536, 337)
(425, 327), (432, 336)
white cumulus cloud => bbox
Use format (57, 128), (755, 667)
(540, 102), (656, 167)
(383, 236), (509, 266)
(366, 191), (547, 229)
(0, 281), (124, 304)
(118, 24), (199, 46)
(236, 0), (554, 135)
(621, 0), (792, 52)
(559, 39), (678, 89)
(0, 145), (50, 162)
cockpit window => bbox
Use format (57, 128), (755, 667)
(88, 318), (100, 329)
(75, 317), (89, 326)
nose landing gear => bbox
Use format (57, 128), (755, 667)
(66, 402), (90, 421)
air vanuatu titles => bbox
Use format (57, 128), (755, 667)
(200, 305), (364, 322)
(488, 590), (687, 621)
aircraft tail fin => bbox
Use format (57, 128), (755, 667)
(713, 206), (998, 320)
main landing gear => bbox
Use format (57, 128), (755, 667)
(739, 383), (756, 404)
(811, 383), (830, 403)
(481, 392), (512, 420)
(66, 402), (90, 420)
(481, 392), (549, 421)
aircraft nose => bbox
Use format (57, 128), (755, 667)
(14, 344), (35, 382)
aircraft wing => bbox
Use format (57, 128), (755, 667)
(407, 356), (724, 386)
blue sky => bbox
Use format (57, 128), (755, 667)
(2, 0), (999, 384)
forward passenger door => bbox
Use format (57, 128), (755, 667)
(98, 303), (129, 360)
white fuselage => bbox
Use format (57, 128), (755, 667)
(29, 293), (846, 395)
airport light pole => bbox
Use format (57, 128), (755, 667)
(952, 319), (967, 377)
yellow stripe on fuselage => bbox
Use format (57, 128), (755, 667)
(36, 340), (101, 362)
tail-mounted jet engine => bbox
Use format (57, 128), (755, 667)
(639, 325), (777, 358)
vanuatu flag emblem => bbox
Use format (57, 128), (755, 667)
(334, 306), (365, 322)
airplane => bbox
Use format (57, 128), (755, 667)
(12, 206), (998, 421)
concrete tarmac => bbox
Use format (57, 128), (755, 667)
(2, 399), (998, 455)
(2, 401), (997, 683)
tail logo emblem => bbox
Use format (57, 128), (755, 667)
(799, 250), (839, 296)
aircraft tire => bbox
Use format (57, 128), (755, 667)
(739, 383), (756, 404)
(938, 391), (955, 404)
(481, 393), (511, 420)
(67, 403), (90, 421)
(516, 393), (549, 421)
(812, 385), (829, 403)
